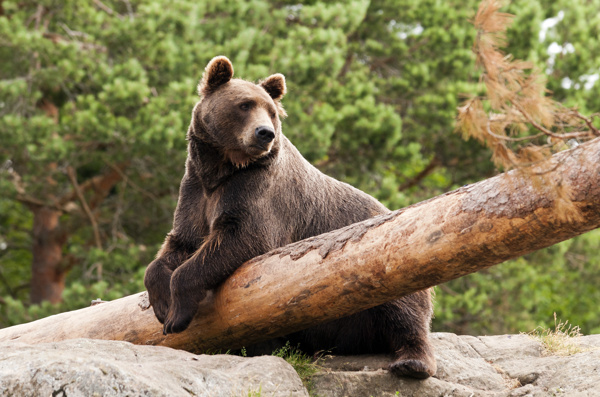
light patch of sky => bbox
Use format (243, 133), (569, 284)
(541, 10), (598, 90)
(562, 74), (600, 90)
(388, 20), (424, 39)
(539, 10), (564, 42)
(284, 4), (303, 21)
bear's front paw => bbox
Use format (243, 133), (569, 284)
(162, 292), (206, 334)
(149, 293), (170, 324)
(144, 260), (175, 324)
(163, 305), (196, 334)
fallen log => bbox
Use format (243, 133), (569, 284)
(1, 138), (599, 352)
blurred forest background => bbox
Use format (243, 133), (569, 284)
(1, 0), (599, 335)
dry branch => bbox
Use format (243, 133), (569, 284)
(66, 166), (102, 249)
(1, 138), (599, 351)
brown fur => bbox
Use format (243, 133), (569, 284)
(144, 56), (437, 378)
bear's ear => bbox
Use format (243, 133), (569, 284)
(260, 73), (287, 101)
(198, 56), (234, 96)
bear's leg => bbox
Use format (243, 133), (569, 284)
(144, 253), (182, 324)
(163, 228), (267, 334)
(285, 291), (435, 379)
(384, 290), (437, 379)
(161, 245), (215, 334)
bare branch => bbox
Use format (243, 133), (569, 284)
(15, 195), (62, 212)
(457, 0), (598, 172)
(337, 52), (354, 80)
(397, 156), (440, 191)
(58, 162), (128, 208)
(66, 166), (102, 249)
(485, 120), (546, 142)
(509, 99), (590, 140)
(571, 111), (600, 137)
(104, 161), (160, 203)
(2, 165), (64, 211)
(34, 4), (43, 30)
(92, 0), (124, 20)
(5, 166), (26, 196)
(122, 0), (134, 21)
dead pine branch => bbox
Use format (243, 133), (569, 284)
(457, 0), (598, 171)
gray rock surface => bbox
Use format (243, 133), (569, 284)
(1, 333), (599, 397)
(0, 338), (308, 397)
(312, 332), (600, 397)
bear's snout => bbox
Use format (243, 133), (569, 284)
(255, 126), (275, 147)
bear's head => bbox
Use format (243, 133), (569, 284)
(191, 56), (287, 168)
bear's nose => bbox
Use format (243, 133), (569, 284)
(255, 126), (275, 145)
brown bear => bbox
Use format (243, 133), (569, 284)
(144, 56), (437, 379)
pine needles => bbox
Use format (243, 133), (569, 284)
(457, 0), (598, 168)
(456, 0), (599, 222)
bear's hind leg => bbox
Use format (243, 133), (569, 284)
(383, 290), (437, 379)
(388, 332), (436, 379)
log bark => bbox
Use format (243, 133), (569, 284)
(1, 138), (599, 352)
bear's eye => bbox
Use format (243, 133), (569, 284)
(239, 102), (252, 111)
(269, 110), (277, 119)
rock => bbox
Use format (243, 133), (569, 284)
(312, 332), (600, 397)
(311, 369), (480, 397)
(2, 333), (599, 396)
(0, 338), (308, 397)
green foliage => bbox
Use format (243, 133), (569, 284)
(1, 0), (599, 337)
(0, 252), (150, 327)
(272, 341), (320, 394)
(245, 385), (263, 397)
(434, 229), (600, 335)
(0, 270), (144, 327)
(0, 199), (32, 300)
(539, 0), (600, 113)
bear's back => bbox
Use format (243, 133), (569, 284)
(268, 136), (389, 244)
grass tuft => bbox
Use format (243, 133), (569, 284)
(272, 341), (321, 394)
(526, 313), (583, 356)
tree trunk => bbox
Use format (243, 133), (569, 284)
(30, 207), (67, 304)
(1, 138), (599, 352)
(23, 164), (128, 303)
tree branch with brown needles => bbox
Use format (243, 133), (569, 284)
(509, 99), (590, 140)
(456, 0), (598, 170)
(571, 111), (600, 137)
(486, 119), (546, 142)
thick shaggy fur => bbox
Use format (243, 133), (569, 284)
(144, 56), (436, 378)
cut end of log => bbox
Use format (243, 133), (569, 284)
(138, 291), (151, 311)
